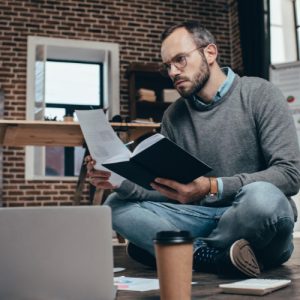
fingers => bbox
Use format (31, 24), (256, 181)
(84, 155), (109, 176)
(87, 169), (112, 187)
(154, 177), (183, 190)
(84, 155), (91, 162)
(84, 155), (93, 165)
(151, 177), (203, 204)
(84, 155), (117, 190)
(88, 177), (117, 189)
(85, 155), (96, 172)
(151, 182), (179, 200)
(88, 169), (111, 178)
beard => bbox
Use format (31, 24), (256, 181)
(174, 58), (210, 98)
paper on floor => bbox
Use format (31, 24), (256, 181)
(114, 276), (159, 291)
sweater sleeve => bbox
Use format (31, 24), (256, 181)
(114, 179), (166, 201)
(221, 81), (300, 199)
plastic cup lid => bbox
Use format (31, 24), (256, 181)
(153, 231), (193, 244)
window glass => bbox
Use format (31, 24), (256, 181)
(270, 0), (298, 63)
(298, 27), (300, 52)
(74, 147), (86, 176)
(46, 147), (64, 176)
(45, 107), (65, 121)
(270, 0), (283, 25)
(296, 0), (300, 59)
(46, 146), (85, 177)
(271, 26), (285, 63)
(296, 0), (300, 25)
(45, 61), (100, 106)
(44, 61), (102, 177)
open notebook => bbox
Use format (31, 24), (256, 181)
(76, 109), (212, 189)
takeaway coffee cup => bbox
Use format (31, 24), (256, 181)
(154, 231), (194, 300)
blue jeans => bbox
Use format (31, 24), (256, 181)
(105, 182), (295, 268)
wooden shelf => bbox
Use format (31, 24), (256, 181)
(127, 63), (174, 122)
(136, 101), (171, 121)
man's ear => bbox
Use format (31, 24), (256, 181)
(204, 44), (218, 64)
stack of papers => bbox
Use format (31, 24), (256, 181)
(219, 278), (291, 295)
(137, 88), (156, 102)
(114, 276), (159, 291)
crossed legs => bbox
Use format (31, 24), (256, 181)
(105, 182), (295, 269)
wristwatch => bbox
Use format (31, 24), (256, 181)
(209, 177), (218, 196)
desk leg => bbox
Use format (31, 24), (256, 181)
(92, 188), (104, 205)
(73, 148), (106, 205)
(73, 148), (89, 205)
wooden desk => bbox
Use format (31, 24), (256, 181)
(0, 120), (160, 147)
(0, 120), (160, 204)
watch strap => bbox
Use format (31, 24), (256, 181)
(209, 177), (218, 196)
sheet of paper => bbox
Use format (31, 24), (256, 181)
(76, 109), (131, 186)
(114, 276), (159, 291)
(113, 267), (125, 273)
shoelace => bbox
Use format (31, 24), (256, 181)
(194, 247), (221, 263)
(193, 240), (222, 272)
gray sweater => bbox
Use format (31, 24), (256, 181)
(116, 75), (300, 220)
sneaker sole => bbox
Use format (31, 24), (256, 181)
(230, 239), (260, 278)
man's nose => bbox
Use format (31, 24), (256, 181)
(168, 64), (181, 78)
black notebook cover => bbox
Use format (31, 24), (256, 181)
(103, 138), (212, 190)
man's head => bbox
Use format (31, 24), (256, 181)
(160, 21), (218, 98)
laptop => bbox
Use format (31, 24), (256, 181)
(0, 205), (116, 300)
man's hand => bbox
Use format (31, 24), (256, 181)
(85, 155), (118, 190)
(150, 176), (210, 204)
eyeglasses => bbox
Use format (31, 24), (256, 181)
(160, 45), (208, 75)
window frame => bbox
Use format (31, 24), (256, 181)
(44, 59), (104, 177)
(294, 0), (300, 60)
(270, 0), (300, 64)
(26, 36), (120, 181)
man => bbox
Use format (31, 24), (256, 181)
(87, 21), (300, 278)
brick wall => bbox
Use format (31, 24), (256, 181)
(0, 90), (3, 205)
(0, 0), (243, 206)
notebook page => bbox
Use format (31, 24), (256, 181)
(76, 109), (130, 186)
(132, 133), (164, 156)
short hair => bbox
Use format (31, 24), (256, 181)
(161, 21), (217, 48)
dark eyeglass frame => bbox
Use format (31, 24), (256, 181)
(160, 45), (209, 75)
